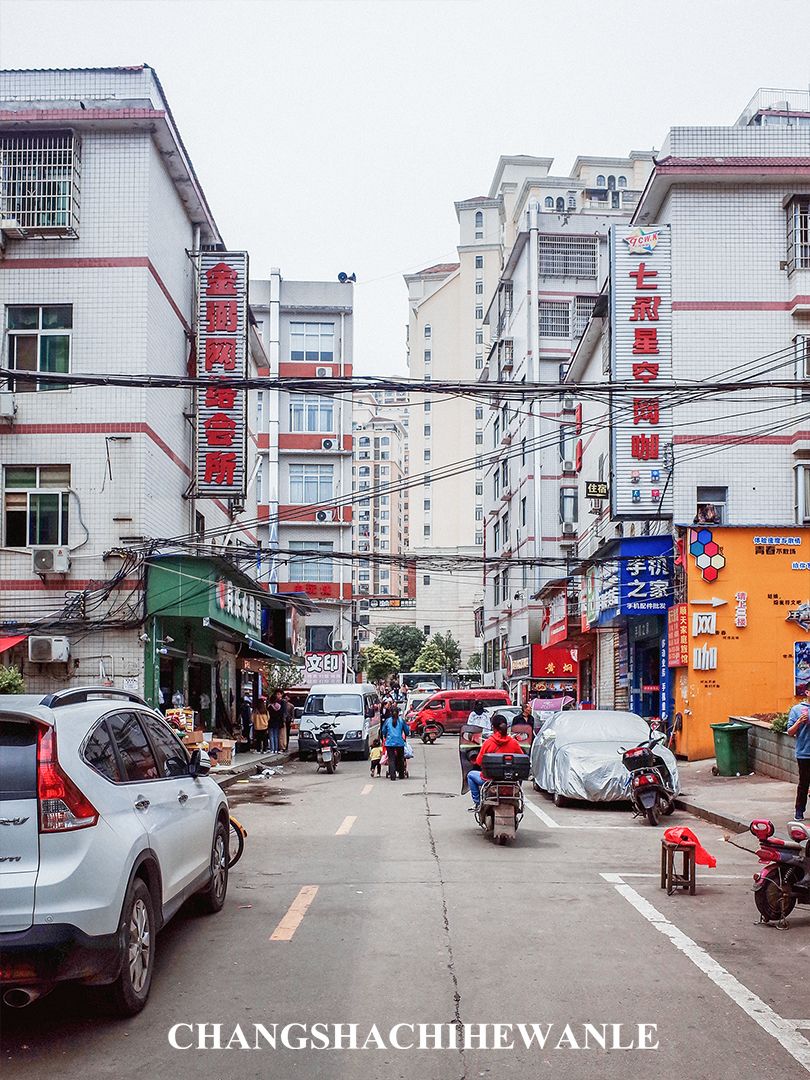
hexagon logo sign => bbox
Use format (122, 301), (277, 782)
(688, 528), (726, 582)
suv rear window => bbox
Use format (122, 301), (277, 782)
(0, 720), (37, 799)
(108, 712), (159, 781)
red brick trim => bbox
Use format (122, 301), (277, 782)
(0, 578), (141, 591)
(0, 108), (165, 122)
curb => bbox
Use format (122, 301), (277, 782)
(674, 796), (749, 834)
(214, 750), (297, 791)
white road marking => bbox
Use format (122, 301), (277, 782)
(523, 799), (559, 827)
(602, 873), (810, 1073)
(620, 872), (751, 880)
(335, 815), (357, 836)
(523, 795), (644, 829)
(361, 783), (373, 795)
(269, 885), (319, 942)
(789, 1022), (810, 1031)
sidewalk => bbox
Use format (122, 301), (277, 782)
(211, 745), (297, 791)
(675, 757), (800, 834)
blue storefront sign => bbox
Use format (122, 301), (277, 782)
(596, 537), (673, 625)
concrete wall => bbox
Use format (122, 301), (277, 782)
(735, 719), (800, 783)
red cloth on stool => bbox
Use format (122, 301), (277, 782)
(662, 826), (716, 868)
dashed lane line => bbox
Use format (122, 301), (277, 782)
(336, 815), (357, 835)
(601, 872), (810, 1074)
(269, 885), (319, 942)
(361, 783), (373, 795)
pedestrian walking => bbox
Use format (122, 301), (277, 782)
(787, 689), (810, 820)
(251, 698), (270, 753)
(369, 737), (383, 777)
(279, 692), (294, 751)
(239, 695), (252, 745)
(381, 706), (408, 780)
(268, 690), (284, 753)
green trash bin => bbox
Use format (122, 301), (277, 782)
(710, 721), (751, 776)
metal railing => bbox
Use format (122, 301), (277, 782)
(736, 88), (810, 127)
(0, 131), (81, 238)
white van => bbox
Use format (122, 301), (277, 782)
(297, 683), (380, 760)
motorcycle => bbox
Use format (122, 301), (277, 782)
(748, 818), (810, 924)
(621, 734), (676, 826)
(315, 721), (341, 774)
(473, 753), (530, 844)
(421, 718), (441, 744)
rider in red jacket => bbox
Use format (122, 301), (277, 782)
(468, 716), (525, 809)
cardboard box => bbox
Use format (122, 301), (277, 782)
(182, 729), (205, 748)
(209, 738), (236, 767)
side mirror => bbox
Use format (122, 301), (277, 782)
(189, 748), (212, 778)
(294, 707), (303, 719)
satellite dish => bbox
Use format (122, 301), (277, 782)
(338, 272), (357, 284)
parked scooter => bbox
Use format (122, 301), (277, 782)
(748, 818), (810, 924)
(621, 734), (676, 826)
(421, 718), (441, 744)
(315, 721), (341, 774)
(473, 753), (530, 844)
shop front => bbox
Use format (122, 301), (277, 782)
(506, 644), (579, 707)
(674, 526), (810, 759)
(144, 555), (294, 730)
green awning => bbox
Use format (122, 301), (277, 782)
(245, 638), (294, 664)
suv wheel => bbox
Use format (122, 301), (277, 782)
(198, 818), (229, 914)
(110, 877), (154, 1016)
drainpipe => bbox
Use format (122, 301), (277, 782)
(337, 309), (347, 672)
(527, 199), (541, 603)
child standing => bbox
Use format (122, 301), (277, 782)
(369, 738), (383, 777)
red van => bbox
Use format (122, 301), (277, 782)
(409, 688), (510, 736)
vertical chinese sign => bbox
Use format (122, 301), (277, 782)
(609, 225), (672, 518)
(196, 252), (249, 498)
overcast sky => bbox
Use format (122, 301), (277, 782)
(1, 0), (809, 374)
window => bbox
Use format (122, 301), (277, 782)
(475, 210), (483, 238)
(424, 324), (432, 338)
(475, 281), (484, 295)
(4, 465), (70, 547)
(501, 402), (508, 428)
(787, 197), (810, 272)
(475, 481), (483, 496)
(143, 716), (189, 778)
(475, 305), (483, 320)
(568, 194), (576, 209)
(108, 712), (159, 782)
(607, 176), (616, 190)
(424, 474), (431, 485)
(424, 349), (432, 364)
(475, 406), (483, 420)
(6, 305), (72, 392)
(798, 466), (810, 524)
(289, 393), (334, 432)
(475, 354), (484, 370)
(475, 506), (483, 521)
(521, 497), (527, 527)
(494, 521), (500, 550)
(424, 424), (431, 436)
(574, 296), (597, 338)
(539, 235), (598, 278)
(289, 540), (334, 582)
(84, 723), (123, 782)
(556, 197), (565, 213)
(475, 330), (483, 345)
(379, 465), (389, 475)
(618, 176), (627, 188)
(539, 300), (570, 337)
(560, 487), (578, 525)
(423, 625), (431, 636)
(358, 466), (370, 477)
(380, 436), (390, 446)
(0, 131), (80, 236)
(475, 531), (483, 545)
(695, 487), (727, 526)
(423, 449), (431, 461)
(475, 431), (483, 446)
(596, 174), (606, 187)
(424, 525), (431, 539)
(502, 510), (509, 539)
(306, 625), (333, 652)
(424, 400), (431, 412)
(494, 418), (500, 445)
(423, 574), (431, 585)
(493, 471), (500, 499)
(544, 196), (554, 208)
(379, 569), (390, 582)
(521, 437), (526, 466)
(359, 436), (370, 447)
(256, 390), (264, 429)
(424, 498), (431, 510)
(493, 574), (500, 606)
(475, 255), (484, 270)
(501, 460), (509, 489)
(289, 322), (334, 362)
(195, 511), (206, 542)
(289, 463), (333, 503)
(559, 423), (577, 465)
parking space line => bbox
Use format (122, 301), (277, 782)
(361, 784), (373, 795)
(270, 885), (319, 942)
(620, 872), (751, 879)
(523, 795), (644, 830)
(336, 815), (357, 835)
(601, 873), (810, 1073)
(523, 799), (560, 827)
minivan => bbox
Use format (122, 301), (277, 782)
(408, 688), (510, 736)
(297, 683), (380, 759)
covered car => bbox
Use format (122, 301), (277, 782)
(530, 709), (679, 804)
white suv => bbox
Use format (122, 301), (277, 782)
(0, 688), (230, 1015)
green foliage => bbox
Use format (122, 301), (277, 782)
(466, 652), (482, 672)
(429, 631), (462, 673)
(0, 665), (25, 694)
(771, 712), (789, 734)
(358, 644), (401, 682)
(374, 625), (426, 673)
(259, 662), (305, 693)
(412, 642), (445, 673)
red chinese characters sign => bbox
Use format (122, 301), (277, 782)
(609, 225), (672, 518)
(196, 252), (248, 497)
(530, 645), (579, 679)
(667, 602), (689, 668)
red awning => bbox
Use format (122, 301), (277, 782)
(0, 635), (26, 655)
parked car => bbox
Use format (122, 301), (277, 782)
(0, 687), (230, 1016)
(408, 688), (510, 736)
(530, 709), (680, 807)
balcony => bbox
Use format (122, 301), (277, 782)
(0, 131), (81, 239)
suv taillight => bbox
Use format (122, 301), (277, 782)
(37, 727), (98, 832)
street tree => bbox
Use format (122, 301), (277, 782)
(0, 664), (24, 694)
(258, 662), (305, 694)
(374, 624), (425, 672)
(429, 631), (462, 673)
(466, 652), (482, 672)
(412, 641), (445, 673)
(358, 644), (401, 682)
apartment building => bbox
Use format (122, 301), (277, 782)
(249, 273), (354, 684)
(478, 153), (654, 696)
(556, 88), (810, 757)
(0, 66), (296, 722)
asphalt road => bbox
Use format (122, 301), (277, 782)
(3, 740), (810, 1080)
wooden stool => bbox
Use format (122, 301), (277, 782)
(660, 840), (696, 895)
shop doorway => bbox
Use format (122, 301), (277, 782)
(632, 640), (661, 725)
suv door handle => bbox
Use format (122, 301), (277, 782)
(134, 798), (150, 811)
(177, 791), (188, 804)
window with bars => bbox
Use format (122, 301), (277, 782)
(787, 197), (810, 273)
(538, 234), (598, 278)
(539, 300), (571, 338)
(574, 296), (597, 338)
(0, 131), (81, 237)
(289, 541), (333, 582)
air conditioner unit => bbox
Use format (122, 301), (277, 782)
(32, 546), (71, 575)
(0, 218), (25, 239)
(0, 391), (16, 421)
(315, 509), (334, 523)
(321, 437), (336, 451)
(562, 395), (575, 411)
(358, 584), (369, 593)
(561, 522), (576, 536)
(331, 638), (346, 651)
(562, 460), (575, 473)
(28, 635), (70, 663)
(316, 366), (333, 378)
